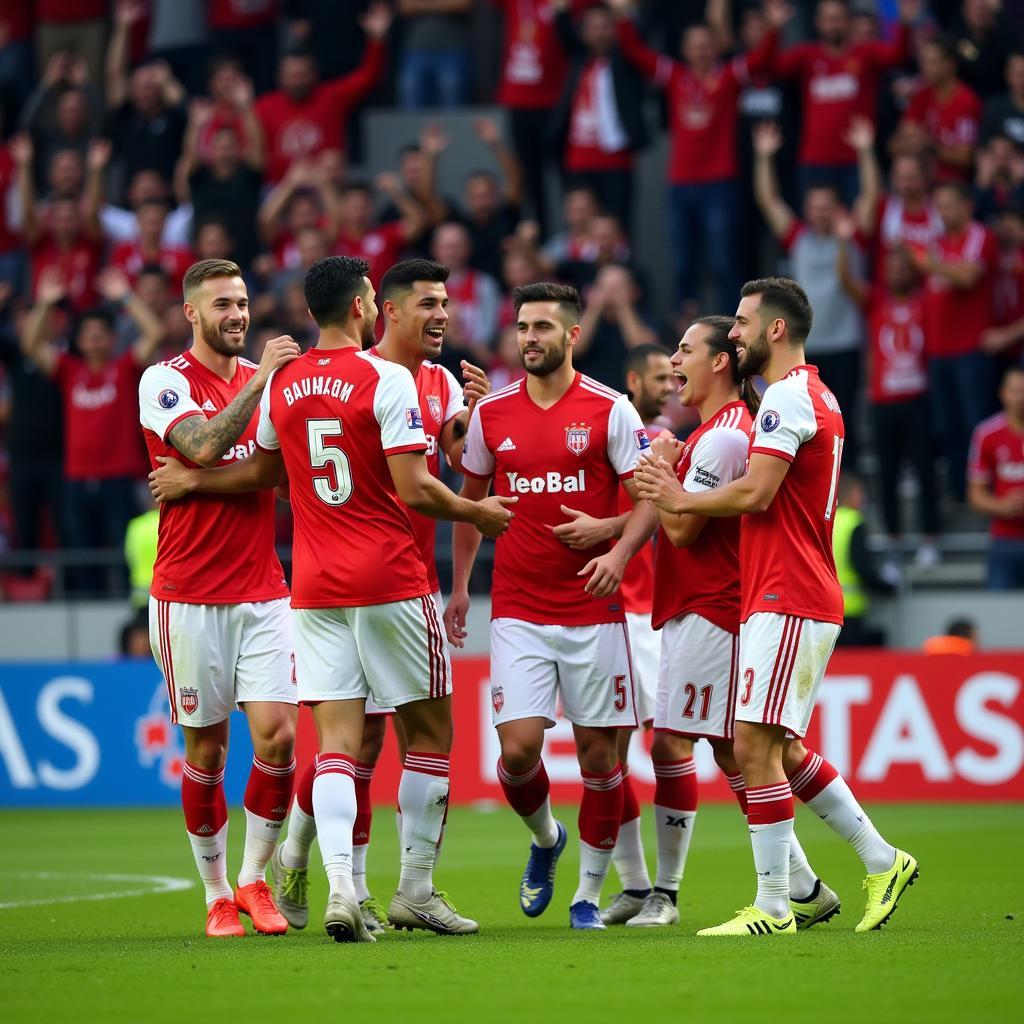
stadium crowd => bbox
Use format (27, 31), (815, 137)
(0, 0), (1022, 597)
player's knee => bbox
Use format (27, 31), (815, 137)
(252, 718), (296, 764)
(186, 734), (227, 771)
(575, 734), (618, 775)
(732, 726), (771, 775)
(358, 719), (387, 764)
(650, 731), (691, 764)
(710, 740), (738, 777)
(499, 736), (543, 774)
(781, 738), (809, 777)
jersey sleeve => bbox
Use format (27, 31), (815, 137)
(460, 404), (494, 480)
(967, 423), (992, 484)
(607, 394), (648, 479)
(138, 363), (204, 441)
(682, 426), (751, 493)
(374, 363), (429, 455)
(750, 378), (817, 463)
(255, 375), (279, 451)
(439, 364), (466, 425)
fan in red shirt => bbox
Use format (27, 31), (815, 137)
(637, 277), (916, 937)
(254, 4), (390, 184)
(982, 206), (1024, 362)
(257, 160), (341, 272)
(110, 199), (194, 292)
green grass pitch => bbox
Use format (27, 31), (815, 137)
(2, 804), (1022, 1022)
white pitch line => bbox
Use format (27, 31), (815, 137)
(0, 871), (194, 909)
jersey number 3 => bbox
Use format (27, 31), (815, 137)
(307, 418), (354, 506)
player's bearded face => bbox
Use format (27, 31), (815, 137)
(736, 318), (771, 377)
(519, 326), (568, 376)
(198, 308), (248, 355)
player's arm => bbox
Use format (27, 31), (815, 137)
(553, 508), (630, 549)
(752, 122), (796, 240)
(438, 361), (490, 471)
(443, 474), (491, 648)
(149, 447), (286, 502)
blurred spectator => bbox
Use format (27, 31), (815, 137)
(551, 2), (649, 231)
(208, 0), (279, 96)
(183, 58), (264, 172)
(397, 0), (473, 110)
(118, 606), (152, 658)
(968, 364), (1024, 589)
(973, 134), (1024, 222)
(110, 199), (194, 290)
(985, 204), (1024, 361)
(0, 131), (25, 299)
(379, 124), (454, 240)
(0, 1), (34, 114)
(253, 3), (391, 184)
(539, 185), (599, 269)
(555, 212), (636, 294)
(194, 218), (237, 262)
(145, 0), (208, 97)
(754, 118), (880, 469)
(893, 33), (981, 184)
(36, 1), (108, 91)
(257, 161), (341, 274)
(919, 180), (998, 500)
(950, 0), (1021, 99)
(124, 494), (158, 609)
(981, 50), (1024, 148)
(922, 616), (977, 653)
(100, 169), (192, 248)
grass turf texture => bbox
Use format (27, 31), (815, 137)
(2, 804), (1021, 1023)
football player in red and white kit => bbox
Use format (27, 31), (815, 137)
(445, 282), (658, 930)
(637, 278), (917, 936)
(151, 256), (514, 942)
(273, 259), (492, 934)
(139, 259), (302, 938)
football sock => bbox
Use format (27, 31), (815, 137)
(238, 754), (295, 887)
(435, 802), (448, 869)
(352, 761), (374, 902)
(280, 759), (317, 869)
(652, 756), (698, 892)
(746, 781), (794, 919)
(611, 764), (651, 893)
(790, 751), (895, 874)
(497, 758), (559, 848)
(397, 752), (450, 903)
(788, 831), (818, 901)
(311, 753), (357, 902)
(182, 761), (232, 905)
(573, 765), (623, 905)
(724, 771), (748, 814)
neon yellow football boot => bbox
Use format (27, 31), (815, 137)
(697, 905), (797, 936)
(856, 850), (919, 932)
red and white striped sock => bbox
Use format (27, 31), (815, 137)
(497, 758), (559, 848)
(238, 754), (295, 887)
(652, 756), (698, 892)
(312, 752), (357, 901)
(747, 781), (795, 919)
(398, 751), (450, 903)
(612, 764), (651, 893)
(181, 761), (232, 905)
(351, 761), (375, 902)
(724, 771), (748, 815)
(573, 764), (623, 906)
(281, 759), (317, 869)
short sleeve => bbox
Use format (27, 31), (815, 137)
(460, 404), (494, 479)
(139, 363), (204, 441)
(607, 394), (648, 479)
(750, 378), (817, 463)
(255, 376), (279, 451)
(682, 426), (751, 493)
(374, 362), (429, 455)
(439, 365), (466, 425)
(967, 425), (991, 484)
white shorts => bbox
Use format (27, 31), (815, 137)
(655, 613), (739, 740)
(489, 618), (637, 729)
(150, 596), (296, 728)
(294, 593), (451, 707)
(625, 611), (660, 725)
(735, 612), (841, 738)
(364, 592), (444, 715)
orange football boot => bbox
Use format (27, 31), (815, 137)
(206, 897), (246, 938)
(235, 880), (289, 935)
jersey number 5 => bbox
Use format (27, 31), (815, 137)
(613, 675), (628, 712)
(307, 418), (354, 506)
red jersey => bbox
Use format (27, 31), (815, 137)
(742, 366), (845, 625)
(968, 413), (1024, 542)
(616, 19), (773, 184)
(863, 286), (928, 404)
(38, 1), (105, 20)
(904, 81), (981, 183)
(0, 1), (32, 42)
(255, 41), (385, 183)
(256, 346), (431, 608)
(139, 352), (289, 605)
(616, 423), (658, 615)
(652, 402), (752, 632)
(209, 0), (277, 29)
(462, 373), (647, 626)
(0, 148), (18, 253)
(565, 59), (634, 172)
(55, 351), (145, 480)
(369, 351), (465, 593)
(30, 236), (103, 315)
(334, 222), (407, 288)
(772, 28), (909, 166)
(111, 241), (194, 290)
(995, 245), (1024, 326)
(873, 195), (942, 280)
(924, 222), (998, 358)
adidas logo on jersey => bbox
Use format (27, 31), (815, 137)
(496, 436), (517, 452)
(201, 400), (217, 412)
(506, 470), (585, 494)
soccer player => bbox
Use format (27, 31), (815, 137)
(138, 258), (302, 938)
(444, 282), (658, 930)
(272, 259), (491, 935)
(151, 256), (514, 941)
(624, 316), (836, 930)
(636, 278), (917, 936)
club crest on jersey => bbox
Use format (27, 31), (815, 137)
(634, 429), (651, 451)
(158, 389), (179, 409)
(760, 409), (781, 433)
(179, 687), (199, 716)
(565, 422), (591, 456)
(426, 395), (443, 423)
(406, 407), (423, 429)
(491, 686), (505, 714)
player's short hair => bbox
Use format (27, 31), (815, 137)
(740, 277), (813, 346)
(694, 314), (762, 415)
(379, 259), (450, 304)
(623, 343), (670, 381)
(512, 282), (582, 325)
(182, 258), (242, 301)
(304, 255), (370, 328)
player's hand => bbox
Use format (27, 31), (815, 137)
(649, 430), (682, 467)
(579, 549), (627, 597)
(359, 1), (393, 40)
(274, 476), (291, 503)
(149, 456), (198, 502)
(473, 495), (518, 538)
(551, 506), (614, 550)
(252, 334), (301, 387)
(634, 457), (689, 513)
(461, 359), (490, 414)
(443, 589), (470, 648)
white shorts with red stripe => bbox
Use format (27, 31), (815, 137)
(365, 592), (443, 715)
(625, 611), (660, 725)
(294, 594), (451, 707)
(655, 612), (739, 740)
(149, 596), (296, 728)
(488, 618), (637, 729)
(735, 612), (841, 738)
